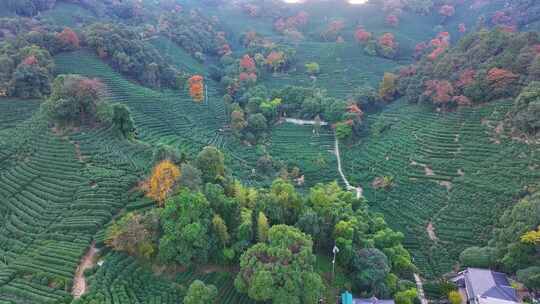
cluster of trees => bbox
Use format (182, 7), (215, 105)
(43, 74), (135, 138)
(84, 23), (184, 89)
(0, 44), (53, 98)
(213, 31), (296, 105)
(158, 9), (230, 60)
(321, 20), (346, 43)
(4, 0), (56, 17)
(0, 19), (82, 98)
(491, 0), (540, 30)
(355, 28), (399, 59)
(395, 29), (540, 114)
(106, 144), (417, 301)
(459, 187), (540, 292)
(221, 82), (368, 143)
(511, 81), (540, 135)
(273, 11), (309, 42)
(240, 0), (291, 19)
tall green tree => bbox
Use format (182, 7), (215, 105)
(158, 190), (214, 266)
(111, 103), (135, 138)
(184, 280), (218, 304)
(235, 225), (324, 304)
(352, 248), (391, 297)
(195, 146), (226, 184)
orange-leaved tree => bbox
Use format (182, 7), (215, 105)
(146, 160), (181, 206)
(266, 51), (285, 72)
(486, 68), (518, 89)
(188, 75), (204, 102)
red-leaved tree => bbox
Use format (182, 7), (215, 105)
(240, 54), (256, 72)
(378, 33), (396, 49)
(22, 55), (38, 65)
(425, 80), (454, 106)
(439, 5), (455, 17)
(355, 27), (372, 42)
(456, 69), (476, 88)
(57, 27), (80, 49)
(386, 15), (399, 27)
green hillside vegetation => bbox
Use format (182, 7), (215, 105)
(0, 0), (539, 303)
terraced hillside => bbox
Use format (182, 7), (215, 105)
(341, 100), (540, 278)
(77, 252), (256, 304)
(0, 99), (40, 133)
(54, 50), (341, 189)
(54, 50), (229, 156)
(0, 116), (144, 303)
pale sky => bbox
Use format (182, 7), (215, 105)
(282, 0), (369, 4)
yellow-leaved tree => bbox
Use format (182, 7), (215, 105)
(521, 225), (540, 245)
(147, 160), (181, 205)
(257, 212), (269, 242)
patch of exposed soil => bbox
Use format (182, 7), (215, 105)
(72, 242), (98, 299)
(426, 222), (437, 241)
(438, 181), (452, 191)
(74, 142), (83, 162)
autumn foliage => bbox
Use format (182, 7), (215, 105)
(57, 27), (80, 49)
(321, 20), (345, 41)
(428, 32), (450, 61)
(424, 80), (454, 105)
(386, 15), (399, 27)
(240, 54), (256, 72)
(379, 72), (398, 101)
(22, 55), (38, 65)
(456, 69), (475, 88)
(188, 75), (204, 102)
(266, 51), (285, 72)
(492, 11), (513, 25)
(439, 5), (455, 17)
(239, 72), (257, 83)
(378, 33), (396, 49)
(487, 68), (518, 88)
(355, 27), (372, 43)
(274, 11), (309, 34)
(146, 160), (181, 205)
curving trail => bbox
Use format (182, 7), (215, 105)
(334, 136), (363, 199)
(414, 273), (429, 304)
(72, 242), (98, 299)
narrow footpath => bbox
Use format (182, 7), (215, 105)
(285, 119), (428, 304)
(414, 273), (429, 304)
(334, 136), (363, 199)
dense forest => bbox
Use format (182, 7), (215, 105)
(0, 0), (538, 304)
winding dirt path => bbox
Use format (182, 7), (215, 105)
(426, 221), (438, 241)
(72, 242), (98, 299)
